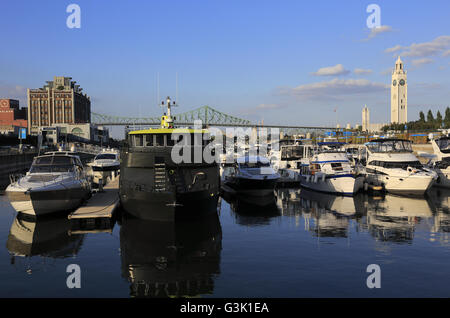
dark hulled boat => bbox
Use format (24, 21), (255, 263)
(119, 97), (220, 221)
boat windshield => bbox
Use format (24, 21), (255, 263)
(281, 146), (305, 160)
(366, 140), (412, 153)
(318, 142), (345, 153)
(436, 138), (450, 153)
(95, 154), (117, 160)
(30, 164), (75, 173)
(240, 161), (271, 169)
(30, 155), (76, 173)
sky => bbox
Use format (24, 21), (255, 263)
(1, 0), (450, 138)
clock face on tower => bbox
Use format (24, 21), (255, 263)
(392, 80), (397, 86)
(399, 79), (405, 86)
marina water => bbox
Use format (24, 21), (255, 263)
(0, 187), (449, 297)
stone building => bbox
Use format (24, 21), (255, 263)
(27, 76), (91, 134)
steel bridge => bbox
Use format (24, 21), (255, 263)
(91, 105), (336, 134)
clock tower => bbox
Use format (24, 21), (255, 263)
(391, 56), (407, 124)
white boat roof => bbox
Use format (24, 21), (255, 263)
(38, 153), (79, 159)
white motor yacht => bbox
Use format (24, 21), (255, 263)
(299, 142), (364, 195)
(6, 153), (91, 217)
(364, 138), (437, 195)
(429, 135), (450, 188)
(269, 139), (312, 185)
(88, 151), (120, 185)
(223, 155), (280, 196)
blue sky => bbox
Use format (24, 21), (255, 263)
(1, 0), (450, 137)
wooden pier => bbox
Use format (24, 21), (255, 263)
(68, 176), (120, 230)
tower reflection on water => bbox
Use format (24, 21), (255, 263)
(275, 188), (450, 245)
(119, 211), (222, 298)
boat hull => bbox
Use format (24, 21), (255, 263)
(300, 174), (364, 196)
(366, 173), (435, 195)
(120, 189), (219, 221)
(6, 187), (90, 217)
(224, 177), (278, 196)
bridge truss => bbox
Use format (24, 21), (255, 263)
(91, 105), (336, 133)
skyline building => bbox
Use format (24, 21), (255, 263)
(362, 105), (370, 132)
(391, 56), (408, 124)
(27, 76), (91, 135)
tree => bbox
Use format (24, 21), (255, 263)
(427, 110), (434, 123)
(437, 110), (443, 126)
(419, 111), (425, 122)
(445, 107), (450, 127)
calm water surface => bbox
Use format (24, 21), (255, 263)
(0, 187), (449, 298)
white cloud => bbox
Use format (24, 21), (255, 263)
(367, 25), (393, 40)
(385, 45), (402, 53)
(386, 35), (450, 58)
(278, 78), (388, 101)
(311, 64), (350, 76)
(354, 68), (373, 75)
(411, 58), (434, 67)
(443, 49), (450, 57)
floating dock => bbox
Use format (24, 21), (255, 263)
(68, 176), (120, 231)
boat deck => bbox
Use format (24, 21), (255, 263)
(68, 176), (119, 220)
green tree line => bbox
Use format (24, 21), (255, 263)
(382, 107), (450, 132)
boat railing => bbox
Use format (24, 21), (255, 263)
(9, 173), (24, 185)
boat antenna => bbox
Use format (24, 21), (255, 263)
(176, 72), (178, 105)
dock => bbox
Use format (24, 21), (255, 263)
(68, 176), (120, 231)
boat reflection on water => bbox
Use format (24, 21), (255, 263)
(275, 189), (303, 216)
(364, 194), (434, 243)
(7, 213), (85, 263)
(221, 190), (280, 226)
(297, 189), (364, 238)
(275, 187), (445, 244)
(119, 211), (222, 298)
(426, 188), (450, 241)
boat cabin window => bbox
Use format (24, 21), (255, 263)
(330, 162), (343, 171)
(166, 134), (175, 146)
(368, 160), (422, 169)
(133, 134), (144, 147)
(155, 134), (164, 146)
(366, 140), (412, 153)
(34, 156), (53, 165)
(145, 135), (153, 146)
(95, 154), (116, 160)
(131, 132), (210, 147)
(281, 146), (304, 160)
(436, 138), (450, 153)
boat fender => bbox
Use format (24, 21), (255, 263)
(321, 174), (326, 182)
(306, 175), (310, 182)
(313, 175), (318, 183)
